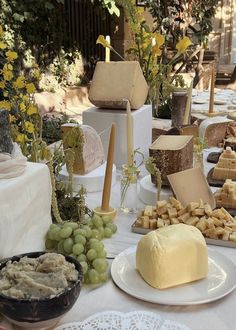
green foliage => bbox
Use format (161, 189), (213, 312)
(145, 0), (218, 44)
(0, 0), (65, 70)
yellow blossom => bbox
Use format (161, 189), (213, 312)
(0, 81), (5, 89)
(27, 104), (38, 115)
(152, 44), (162, 57)
(0, 100), (11, 110)
(16, 134), (27, 143)
(19, 102), (26, 112)
(26, 83), (36, 94)
(176, 36), (192, 54)
(3, 63), (13, 71)
(0, 25), (3, 37)
(5, 50), (18, 62)
(3, 70), (13, 81)
(9, 115), (16, 123)
(0, 42), (7, 49)
(24, 121), (35, 134)
(22, 95), (29, 103)
(13, 76), (25, 89)
(96, 35), (111, 49)
(33, 69), (40, 79)
(3, 91), (8, 97)
(154, 33), (165, 47)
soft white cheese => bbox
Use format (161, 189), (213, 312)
(136, 224), (208, 289)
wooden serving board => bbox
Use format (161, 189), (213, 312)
(131, 222), (236, 248)
(207, 167), (225, 187)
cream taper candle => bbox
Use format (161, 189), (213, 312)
(101, 123), (115, 211)
(183, 80), (193, 125)
(105, 35), (110, 62)
(126, 99), (133, 166)
(209, 63), (215, 114)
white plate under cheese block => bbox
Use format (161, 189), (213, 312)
(111, 246), (236, 305)
(83, 105), (152, 168)
(149, 135), (193, 184)
(88, 61), (149, 109)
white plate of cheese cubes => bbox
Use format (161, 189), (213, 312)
(111, 246), (236, 305)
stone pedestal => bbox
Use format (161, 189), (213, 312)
(82, 105), (152, 168)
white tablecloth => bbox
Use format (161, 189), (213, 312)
(0, 162), (52, 259)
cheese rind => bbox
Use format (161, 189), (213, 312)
(136, 224), (208, 289)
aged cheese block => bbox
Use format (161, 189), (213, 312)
(212, 147), (236, 180)
(199, 116), (232, 147)
(149, 135), (193, 185)
(215, 179), (236, 208)
(61, 124), (105, 175)
(88, 61), (149, 109)
(136, 224), (208, 289)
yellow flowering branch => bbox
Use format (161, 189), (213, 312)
(96, 35), (125, 61)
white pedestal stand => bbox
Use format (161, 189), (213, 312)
(82, 105), (152, 168)
(139, 175), (172, 205)
(59, 162), (116, 193)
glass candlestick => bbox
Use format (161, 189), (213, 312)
(120, 165), (138, 213)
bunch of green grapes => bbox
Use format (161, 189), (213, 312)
(45, 214), (117, 284)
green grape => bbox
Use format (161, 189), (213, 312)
(97, 249), (107, 258)
(74, 234), (86, 245)
(73, 228), (86, 237)
(92, 215), (103, 229)
(102, 215), (113, 225)
(45, 239), (55, 250)
(92, 258), (108, 273)
(77, 254), (87, 262)
(99, 272), (108, 282)
(48, 227), (61, 241)
(88, 269), (100, 284)
(90, 241), (104, 253)
(87, 249), (97, 261)
(63, 222), (79, 230)
(98, 227), (104, 239)
(49, 223), (58, 230)
(83, 272), (90, 284)
(72, 243), (84, 255)
(86, 219), (93, 228)
(59, 227), (73, 239)
(104, 227), (112, 238)
(57, 240), (65, 254)
(82, 225), (92, 238)
(80, 261), (88, 274)
(88, 238), (100, 245)
(63, 237), (74, 254)
(91, 229), (101, 239)
(106, 223), (117, 234)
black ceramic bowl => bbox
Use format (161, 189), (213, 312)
(0, 251), (83, 328)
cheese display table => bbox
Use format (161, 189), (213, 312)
(0, 162), (52, 259)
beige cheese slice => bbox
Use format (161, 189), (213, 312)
(136, 224), (208, 289)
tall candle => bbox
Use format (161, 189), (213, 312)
(126, 99), (133, 166)
(209, 63), (215, 114)
(183, 80), (193, 125)
(105, 35), (110, 62)
(101, 123), (115, 211)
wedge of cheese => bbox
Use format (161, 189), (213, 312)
(136, 224), (208, 289)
